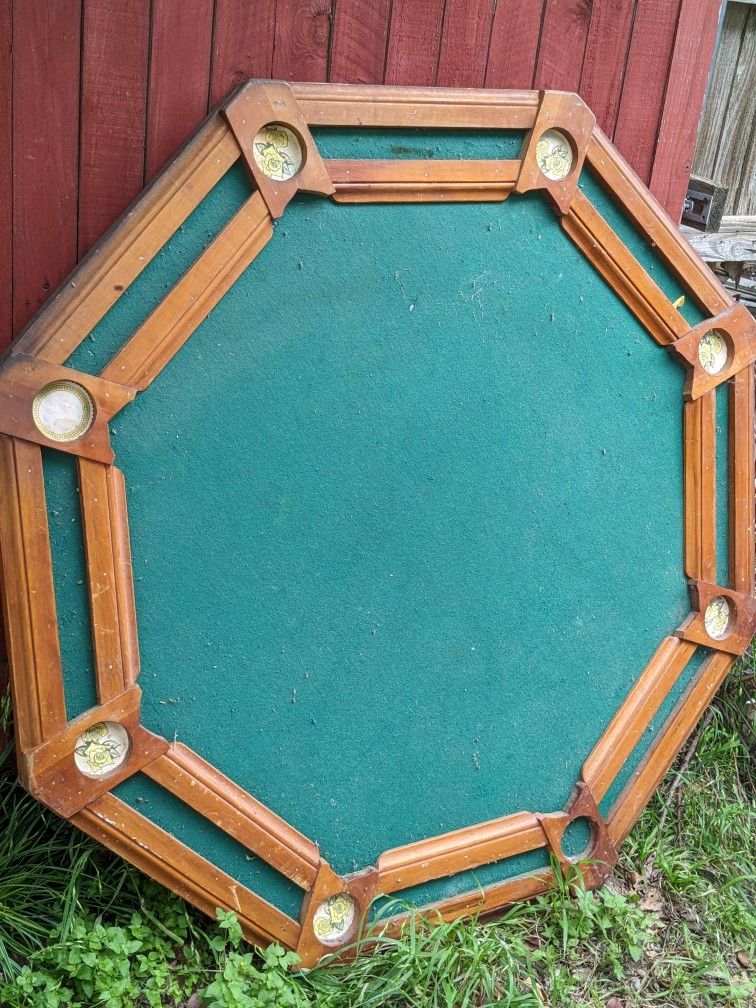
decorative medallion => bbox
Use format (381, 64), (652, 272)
(535, 129), (573, 181)
(312, 893), (356, 946)
(698, 330), (729, 375)
(32, 381), (94, 442)
(704, 596), (732, 640)
(74, 722), (130, 777)
(253, 123), (303, 181)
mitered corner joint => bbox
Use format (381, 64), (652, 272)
(0, 352), (135, 463)
(224, 80), (335, 220)
(536, 779), (617, 888)
(515, 91), (596, 215)
(669, 303), (756, 400)
(676, 579), (756, 656)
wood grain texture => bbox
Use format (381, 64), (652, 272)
(377, 811), (546, 892)
(683, 392), (717, 583)
(533, 0), (592, 92)
(145, 0), (214, 181)
(272, 0), (332, 82)
(692, 3), (748, 184)
(101, 193), (273, 390)
(223, 80), (335, 219)
(327, 158), (519, 202)
(607, 650), (734, 845)
(515, 91), (595, 214)
(484, 0), (545, 89)
(435, 0), (496, 88)
(0, 437), (66, 750)
(73, 793), (301, 948)
(579, 0), (635, 136)
(77, 461), (139, 702)
(586, 130), (732, 317)
(12, 0), (80, 335)
(296, 861), (378, 968)
(0, 0), (11, 350)
(21, 686), (168, 818)
(144, 744), (320, 889)
(384, 0), (446, 86)
(649, 0), (721, 222)
(730, 366), (755, 595)
(209, 0), (277, 104)
(377, 871), (553, 938)
(681, 216), (756, 262)
(291, 82), (540, 128)
(13, 114), (239, 366)
(78, 0), (150, 257)
(706, 7), (755, 218)
(676, 580), (756, 656)
(329, 0), (391, 84)
(561, 189), (689, 345)
(669, 303), (756, 401)
(0, 353), (135, 464)
(583, 637), (697, 802)
(692, 4), (755, 217)
(612, 0), (682, 187)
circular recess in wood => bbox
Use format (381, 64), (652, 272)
(704, 596), (732, 640)
(32, 381), (94, 442)
(253, 123), (303, 181)
(698, 329), (729, 375)
(313, 893), (356, 946)
(535, 129), (574, 180)
(74, 721), (130, 778)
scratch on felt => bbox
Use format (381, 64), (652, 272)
(460, 271), (492, 316)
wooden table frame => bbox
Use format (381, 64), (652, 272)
(0, 81), (753, 967)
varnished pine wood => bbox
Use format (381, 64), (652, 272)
(144, 743), (320, 890)
(73, 793), (301, 948)
(377, 811), (545, 893)
(77, 461), (139, 701)
(223, 81), (335, 220)
(20, 686), (167, 818)
(0, 436), (66, 749)
(684, 393), (717, 583)
(730, 366), (755, 595)
(607, 651), (734, 845)
(327, 159), (519, 203)
(101, 194), (272, 390)
(583, 637), (697, 802)
(586, 129), (732, 317)
(0, 354), (135, 464)
(561, 189), (689, 345)
(12, 114), (240, 366)
(515, 91), (595, 213)
(668, 303), (756, 401)
(676, 580), (756, 657)
(290, 82), (541, 129)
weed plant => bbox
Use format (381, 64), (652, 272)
(0, 660), (753, 1007)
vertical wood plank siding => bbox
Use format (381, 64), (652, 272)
(1, 0), (722, 354)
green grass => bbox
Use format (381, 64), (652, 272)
(0, 661), (753, 1008)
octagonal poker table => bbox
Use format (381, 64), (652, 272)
(1, 82), (754, 965)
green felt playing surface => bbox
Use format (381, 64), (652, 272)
(48, 130), (712, 914)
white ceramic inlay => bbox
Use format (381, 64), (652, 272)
(698, 330), (728, 375)
(253, 124), (303, 181)
(535, 129), (573, 181)
(313, 893), (356, 946)
(704, 596), (731, 640)
(74, 721), (129, 778)
(32, 381), (94, 442)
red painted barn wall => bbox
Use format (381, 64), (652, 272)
(2, 0), (722, 354)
